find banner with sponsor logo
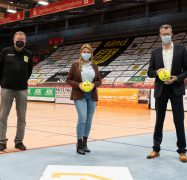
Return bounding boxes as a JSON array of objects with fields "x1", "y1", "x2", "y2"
[
  {"x1": 46, "y1": 72, "x2": 68, "y2": 83},
  {"x1": 30, "y1": 0, "x2": 94, "y2": 18},
  {"x1": 128, "y1": 76, "x2": 146, "y2": 83},
  {"x1": 98, "y1": 88, "x2": 149, "y2": 108},
  {"x1": 55, "y1": 86, "x2": 74, "y2": 104},
  {"x1": 48, "y1": 38, "x2": 64, "y2": 45},
  {"x1": 93, "y1": 38, "x2": 132, "y2": 66},
  {"x1": 27, "y1": 86, "x2": 150, "y2": 107},
  {"x1": 28, "y1": 87, "x2": 55, "y2": 101},
  {"x1": 0, "y1": 11, "x2": 24, "y2": 25}
]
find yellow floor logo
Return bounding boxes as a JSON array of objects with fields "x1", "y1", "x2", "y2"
[
  {"x1": 52, "y1": 172, "x2": 111, "y2": 179},
  {"x1": 39, "y1": 165, "x2": 133, "y2": 180}
]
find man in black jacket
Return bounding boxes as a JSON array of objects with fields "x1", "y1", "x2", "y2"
[
  {"x1": 147, "y1": 24, "x2": 187, "y2": 162},
  {"x1": 0, "y1": 31, "x2": 33, "y2": 151}
]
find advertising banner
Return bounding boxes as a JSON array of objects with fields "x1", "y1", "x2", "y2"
[
  {"x1": 0, "y1": 11, "x2": 24, "y2": 25},
  {"x1": 55, "y1": 87, "x2": 74, "y2": 104},
  {"x1": 28, "y1": 87, "x2": 55, "y2": 101},
  {"x1": 93, "y1": 38, "x2": 132, "y2": 66},
  {"x1": 46, "y1": 72, "x2": 68, "y2": 83},
  {"x1": 30, "y1": 0, "x2": 94, "y2": 18},
  {"x1": 97, "y1": 88, "x2": 149, "y2": 108},
  {"x1": 48, "y1": 38, "x2": 64, "y2": 45}
]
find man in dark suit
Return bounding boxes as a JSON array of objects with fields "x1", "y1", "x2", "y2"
[{"x1": 147, "y1": 24, "x2": 187, "y2": 162}]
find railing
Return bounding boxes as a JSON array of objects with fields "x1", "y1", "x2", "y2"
[
  {"x1": 28, "y1": 6, "x2": 187, "y2": 34},
  {"x1": 1, "y1": 6, "x2": 187, "y2": 39},
  {"x1": 1, "y1": 6, "x2": 187, "y2": 49}
]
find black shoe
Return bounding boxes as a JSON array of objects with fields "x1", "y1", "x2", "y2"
[
  {"x1": 77, "y1": 146, "x2": 85, "y2": 155},
  {"x1": 77, "y1": 139, "x2": 85, "y2": 155},
  {"x1": 83, "y1": 146, "x2": 91, "y2": 153},
  {"x1": 83, "y1": 136, "x2": 90, "y2": 153},
  {"x1": 0, "y1": 144, "x2": 6, "y2": 151},
  {"x1": 15, "y1": 142, "x2": 26, "y2": 150}
]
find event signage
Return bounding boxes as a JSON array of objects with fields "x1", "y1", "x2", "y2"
[
  {"x1": 0, "y1": 11, "x2": 24, "y2": 25},
  {"x1": 30, "y1": 0, "x2": 94, "y2": 18},
  {"x1": 28, "y1": 87, "x2": 55, "y2": 101}
]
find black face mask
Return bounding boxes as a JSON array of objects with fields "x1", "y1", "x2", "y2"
[{"x1": 15, "y1": 41, "x2": 25, "y2": 48}]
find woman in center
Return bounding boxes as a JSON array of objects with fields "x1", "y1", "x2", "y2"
[{"x1": 66, "y1": 44, "x2": 102, "y2": 155}]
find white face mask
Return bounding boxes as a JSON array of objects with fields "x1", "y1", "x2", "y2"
[
  {"x1": 161, "y1": 35, "x2": 172, "y2": 45},
  {"x1": 81, "y1": 53, "x2": 91, "y2": 61}
]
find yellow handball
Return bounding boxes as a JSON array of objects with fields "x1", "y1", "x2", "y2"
[
  {"x1": 158, "y1": 69, "x2": 171, "y2": 81},
  {"x1": 81, "y1": 81, "x2": 93, "y2": 92}
]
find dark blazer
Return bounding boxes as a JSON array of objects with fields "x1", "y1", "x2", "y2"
[
  {"x1": 148, "y1": 45, "x2": 187, "y2": 97},
  {"x1": 66, "y1": 61, "x2": 102, "y2": 101}
]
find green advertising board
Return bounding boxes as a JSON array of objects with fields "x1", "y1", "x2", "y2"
[
  {"x1": 128, "y1": 76, "x2": 145, "y2": 82},
  {"x1": 28, "y1": 87, "x2": 55, "y2": 101}
]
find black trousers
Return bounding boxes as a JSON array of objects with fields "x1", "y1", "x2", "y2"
[{"x1": 153, "y1": 85, "x2": 186, "y2": 154}]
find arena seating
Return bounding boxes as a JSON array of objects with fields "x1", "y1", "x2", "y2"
[{"x1": 29, "y1": 32, "x2": 187, "y2": 87}]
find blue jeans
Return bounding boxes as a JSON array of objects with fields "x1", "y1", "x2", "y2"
[{"x1": 74, "y1": 92, "x2": 96, "y2": 140}]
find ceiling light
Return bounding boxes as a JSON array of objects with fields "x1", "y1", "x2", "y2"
[
  {"x1": 7, "y1": 5, "x2": 17, "y2": 13},
  {"x1": 7, "y1": 9, "x2": 17, "y2": 13},
  {"x1": 38, "y1": 0, "x2": 49, "y2": 6}
]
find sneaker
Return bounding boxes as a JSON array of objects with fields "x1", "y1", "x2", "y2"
[
  {"x1": 0, "y1": 144, "x2": 6, "y2": 151},
  {"x1": 15, "y1": 142, "x2": 26, "y2": 150}
]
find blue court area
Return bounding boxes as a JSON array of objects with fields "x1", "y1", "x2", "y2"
[{"x1": 0, "y1": 131, "x2": 187, "y2": 180}]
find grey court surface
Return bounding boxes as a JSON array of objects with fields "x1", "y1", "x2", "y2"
[{"x1": 0, "y1": 131, "x2": 187, "y2": 180}]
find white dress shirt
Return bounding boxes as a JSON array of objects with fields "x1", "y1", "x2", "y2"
[
  {"x1": 81, "y1": 62, "x2": 95, "y2": 82},
  {"x1": 162, "y1": 42, "x2": 174, "y2": 73}
]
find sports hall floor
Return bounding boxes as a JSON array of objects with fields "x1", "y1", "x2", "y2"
[{"x1": 0, "y1": 101, "x2": 187, "y2": 180}]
